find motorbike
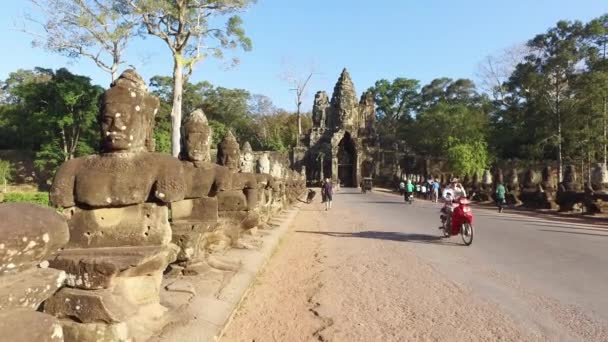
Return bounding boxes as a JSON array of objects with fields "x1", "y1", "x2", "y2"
[{"x1": 439, "y1": 197, "x2": 474, "y2": 245}]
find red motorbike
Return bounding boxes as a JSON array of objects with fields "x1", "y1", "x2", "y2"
[{"x1": 439, "y1": 197, "x2": 474, "y2": 246}]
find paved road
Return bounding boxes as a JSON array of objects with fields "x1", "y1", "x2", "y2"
[{"x1": 222, "y1": 188, "x2": 608, "y2": 342}]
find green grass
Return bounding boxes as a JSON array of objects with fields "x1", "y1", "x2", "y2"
[{"x1": 3, "y1": 192, "x2": 50, "y2": 206}]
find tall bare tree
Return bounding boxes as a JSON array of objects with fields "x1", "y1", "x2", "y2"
[
  {"x1": 280, "y1": 62, "x2": 319, "y2": 146},
  {"x1": 127, "y1": 0, "x2": 255, "y2": 157},
  {"x1": 24, "y1": 0, "x2": 138, "y2": 83}
]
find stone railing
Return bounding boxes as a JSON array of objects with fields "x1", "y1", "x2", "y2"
[
  {"x1": 404, "y1": 162, "x2": 608, "y2": 214},
  {"x1": 0, "y1": 69, "x2": 307, "y2": 342}
]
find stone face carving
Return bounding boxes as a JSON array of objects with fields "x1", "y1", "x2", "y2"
[
  {"x1": 257, "y1": 153, "x2": 271, "y2": 174},
  {"x1": 358, "y1": 90, "x2": 375, "y2": 130},
  {"x1": 217, "y1": 130, "x2": 240, "y2": 171},
  {"x1": 270, "y1": 160, "x2": 283, "y2": 179},
  {"x1": 240, "y1": 141, "x2": 254, "y2": 173},
  {"x1": 312, "y1": 91, "x2": 329, "y2": 129},
  {"x1": 507, "y1": 168, "x2": 521, "y2": 204},
  {"x1": 330, "y1": 68, "x2": 358, "y2": 130},
  {"x1": 556, "y1": 164, "x2": 583, "y2": 211},
  {"x1": 0, "y1": 203, "x2": 69, "y2": 340},
  {"x1": 47, "y1": 70, "x2": 185, "y2": 341},
  {"x1": 183, "y1": 109, "x2": 212, "y2": 163},
  {"x1": 591, "y1": 163, "x2": 608, "y2": 192}
]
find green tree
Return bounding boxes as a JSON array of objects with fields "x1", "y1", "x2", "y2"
[
  {"x1": 369, "y1": 78, "x2": 420, "y2": 142},
  {"x1": 127, "y1": 0, "x2": 255, "y2": 157},
  {"x1": 11, "y1": 68, "x2": 103, "y2": 173},
  {"x1": 446, "y1": 141, "x2": 490, "y2": 177}
]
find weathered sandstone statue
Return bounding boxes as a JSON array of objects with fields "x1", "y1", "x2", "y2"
[
  {"x1": 539, "y1": 166, "x2": 558, "y2": 209},
  {"x1": 556, "y1": 165, "x2": 584, "y2": 212},
  {"x1": 240, "y1": 141, "x2": 255, "y2": 173},
  {"x1": 171, "y1": 109, "x2": 231, "y2": 265},
  {"x1": 47, "y1": 70, "x2": 185, "y2": 341},
  {"x1": 0, "y1": 203, "x2": 69, "y2": 342},
  {"x1": 257, "y1": 153, "x2": 271, "y2": 174},
  {"x1": 520, "y1": 169, "x2": 541, "y2": 208},
  {"x1": 506, "y1": 168, "x2": 521, "y2": 205}
]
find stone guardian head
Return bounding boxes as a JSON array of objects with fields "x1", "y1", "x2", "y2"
[
  {"x1": 99, "y1": 69, "x2": 160, "y2": 153},
  {"x1": 183, "y1": 109, "x2": 212, "y2": 162}
]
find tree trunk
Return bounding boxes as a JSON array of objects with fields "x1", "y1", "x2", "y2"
[
  {"x1": 557, "y1": 104, "x2": 563, "y2": 183},
  {"x1": 602, "y1": 96, "x2": 608, "y2": 165},
  {"x1": 296, "y1": 104, "x2": 301, "y2": 147},
  {"x1": 171, "y1": 57, "x2": 184, "y2": 157}
]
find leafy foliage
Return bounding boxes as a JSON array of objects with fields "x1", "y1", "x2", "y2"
[
  {"x1": 0, "y1": 68, "x2": 103, "y2": 176},
  {"x1": 447, "y1": 141, "x2": 490, "y2": 177},
  {"x1": 2, "y1": 192, "x2": 50, "y2": 206}
]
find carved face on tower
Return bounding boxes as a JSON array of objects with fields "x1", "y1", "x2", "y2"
[
  {"x1": 217, "y1": 130, "x2": 240, "y2": 171},
  {"x1": 183, "y1": 109, "x2": 212, "y2": 162},
  {"x1": 99, "y1": 70, "x2": 159, "y2": 153}
]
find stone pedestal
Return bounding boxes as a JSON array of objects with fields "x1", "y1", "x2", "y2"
[{"x1": 0, "y1": 203, "x2": 70, "y2": 341}]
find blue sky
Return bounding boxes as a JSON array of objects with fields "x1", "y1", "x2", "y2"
[{"x1": 0, "y1": 0, "x2": 606, "y2": 111}]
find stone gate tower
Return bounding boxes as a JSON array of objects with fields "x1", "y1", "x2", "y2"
[{"x1": 293, "y1": 68, "x2": 378, "y2": 187}]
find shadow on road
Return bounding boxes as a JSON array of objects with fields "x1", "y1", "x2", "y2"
[{"x1": 296, "y1": 230, "x2": 462, "y2": 246}]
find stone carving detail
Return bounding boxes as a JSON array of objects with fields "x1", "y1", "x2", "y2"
[
  {"x1": 556, "y1": 164, "x2": 584, "y2": 211},
  {"x1": 358, "y1": 90, "x2": 375, "y2": 130},
  {"x1": 0, "y1": 203, "x2": 69, "y2": 341},
  {"x1": 257, "y1": 153, "x2": 271, "y2": 174},
  {"x1": 591, "y1": 163, "x2": 608, "y2": 193},
  {"x1": 183, "y1": 109, "x2": 212, "y2": 163},
  {"x1": 47, "y1": 70, "x2": 185, "y2": 341},
  {"x1": 240, "y1": 141, "x2": 254, "y2": 173},
  {"x1": 330, "y1": 68, "x2": 358, "y2": 130},
  {"x1": 217, "y1": 130, "x2": 241, "y2": 171},
  {"x1": 312, "y1": 91, "x2": 329, "y2": 128}
]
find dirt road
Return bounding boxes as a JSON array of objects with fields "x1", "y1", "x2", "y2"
[{"x1": 221, "y1": 189, "x2": 608, "y2": 342}]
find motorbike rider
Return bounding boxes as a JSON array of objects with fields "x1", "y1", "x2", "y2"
[{"x1": 404, "y1": 180, "x2": 414, "y2": 202}]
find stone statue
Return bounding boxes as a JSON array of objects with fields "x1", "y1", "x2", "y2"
[
  {"x1": 217, "y1": 130, "x2": 240, "y2": 171},
  {"x1": 183, "y1": 109, "x2": 212, "y2": 163},
  {"x1": 557, "y1": 164, "x2": 584, "y2": 211},
  {"x1": 51, "y1": 70, "x2": 185, "y2": 208},
  {"x1": 257, "y1": 153, "x2": 271, "y2": 174},
  {"x1": 271, "y1": 160, "x2": 284, "y2": 179},
  {"x1": 47, "y1": 70, "x2": 186, "y2": 341},
  {"x1": 539, "y1": 166, "x2": 557, "y2": 209},
  {"x1": 591, "y1": 163, "x2": 608, "y2": 193},
  {"x1": 520, "y1": 168, "x2": 540, "y2": 208},
  {"x1": 330, "y1": 68, "x2": 358, "y2": 130},
  {"x1": 240, "y1": 141, "x2": 255, "y2": 173},
  {"x1": 506, "y1": 168, "x2": 521, "y2": 205}
]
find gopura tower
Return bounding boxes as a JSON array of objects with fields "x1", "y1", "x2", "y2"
[{"x1": 294, "y1": 68, "x2": 377, "y2": 187}]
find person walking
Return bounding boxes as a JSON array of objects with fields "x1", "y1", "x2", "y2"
[
  {"x1": 322, "y1": 178, "x2": 333, "y2": 211},
  {"x1": 496, "y1": 182, "x2": 506, "y2": 213},
  {"x1": 432, "y1": 179, "x2": 440, "y2": 203}
]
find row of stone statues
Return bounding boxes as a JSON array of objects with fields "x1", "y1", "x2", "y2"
[
  {"x1": 0, "y1": 70, "x2": 306, "y2": 342},
  {"x1": 408, "y1": 163, "x2": 608, "y2": 213}
]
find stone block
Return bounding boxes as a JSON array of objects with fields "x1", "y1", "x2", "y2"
[
  {"x1": 0, "y1": 267, "x2": 65, "y2": 311},
  {"x1": 60, "y1": 320, "x2": 129, "y2": 342},
  {"x1": 49, "y1": 245, "x2": 177, "y2": 289},
  {"x1": 217, "y1": 190, "x2": 247, "y2": 211},
  {"x1": 0, "y1": 309, "x2": 64, "y2": 342},
  {"x1": 171, "y1": 196, "x2": 218, "y2": 222},
  {"x1": 0, "y1": 203, "x2": 69, "y2": 274},
  {"x1": 44, "y1": 287, "x2": 138, "y2": 324},
  {"x1": 64, "y1": 203, "x2": 171, "y2": 248},
  {"x1": 113, "y1": 273, "x2": 163, "y2": 306}
]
